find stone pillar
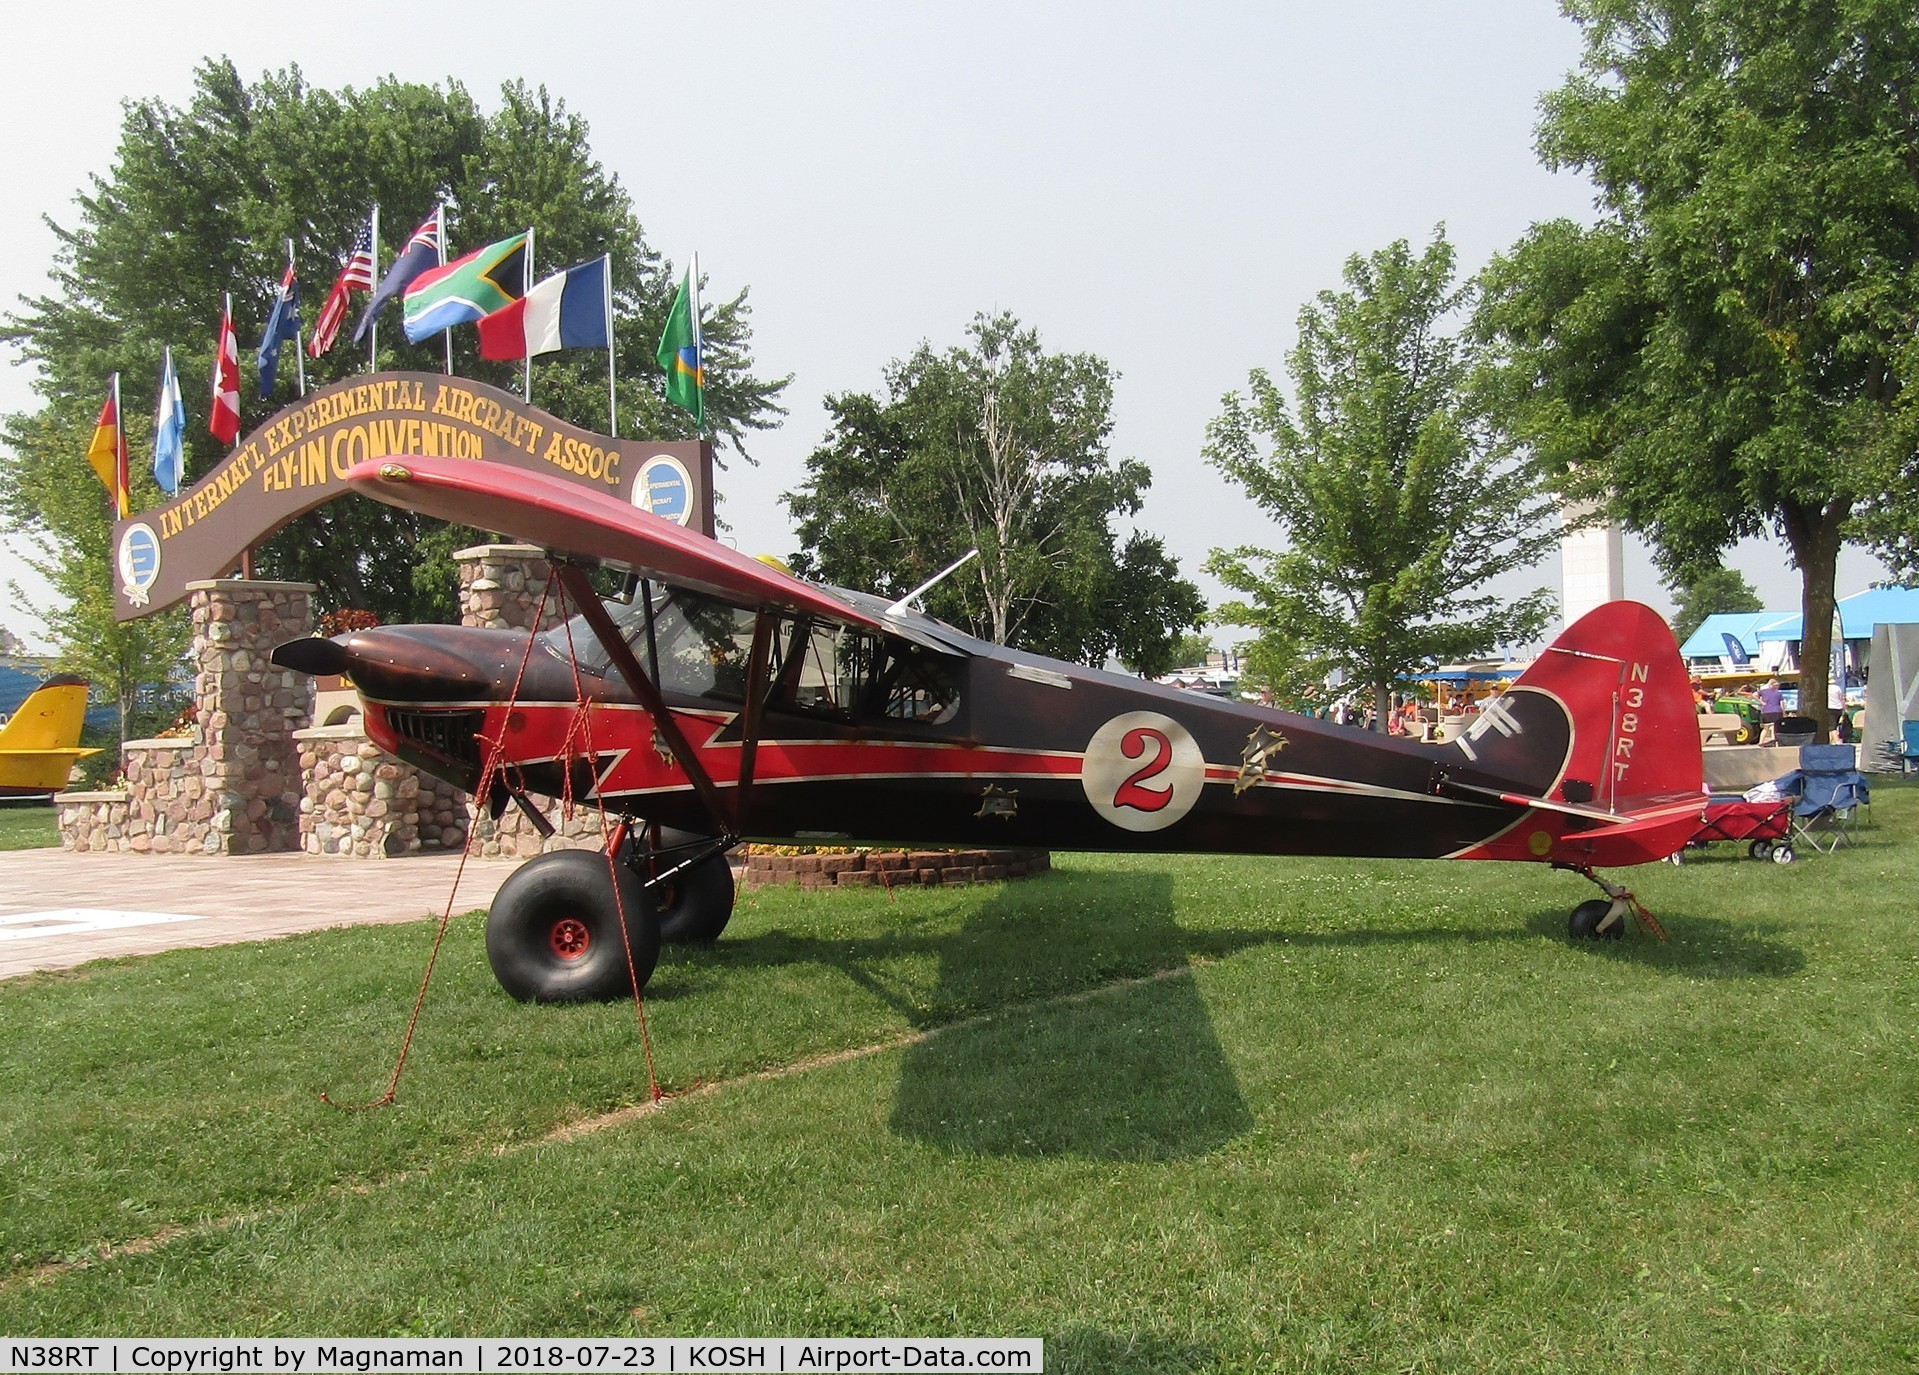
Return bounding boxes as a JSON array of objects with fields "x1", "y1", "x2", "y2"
[
  {"x1": 455, "y1": 543, "x2": 562, "y2": 632},
  {"x1": 188, "y1": 578, "x2": 315, "y2": 854}
]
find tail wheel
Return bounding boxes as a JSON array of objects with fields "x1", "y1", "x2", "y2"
[
  {"x1": 1569, "y1": 898, "x2": 1625, "y2": 941},
  {"x1": 486, "y1": 850, "x2": 661, "y2": 1002}
]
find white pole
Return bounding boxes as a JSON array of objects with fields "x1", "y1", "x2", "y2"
[
  {"x1": 523, "y1": 226, "x2": 534, "y2": 402},
  {"x1": 690, "y1": 250, "x2": 704, "y2": 437},
  {"x1": 112, "y1": 370, "x2": 124, "y2": 516},
  {"x1": 604, "y1": 253, "x2": 616, "y2": 436},
  {"x1": 439, "y1": 205, "x2": 452, "y2": 377},
  {"x1": 368, "y1": 203, "x2": 380, "y2": 373},
  {"x1": 288, "y1": 237, "x2": 306, "y2": 396}
]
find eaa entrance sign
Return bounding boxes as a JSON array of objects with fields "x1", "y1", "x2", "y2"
[{"x1": 111, "y1": 370, "x2": 714, "y2": 619}]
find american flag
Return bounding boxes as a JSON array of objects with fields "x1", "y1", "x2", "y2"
[{"x1": 309, "y1": 220, "x2": 377, "y2": 357}]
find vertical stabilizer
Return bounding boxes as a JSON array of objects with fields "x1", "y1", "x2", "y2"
[
  {"x1": 1447, "y1": 603, "x2": 1703, "y2": 867},
  {"x1": 0, "y1": 676, "x2": 93, "y2": 751}
]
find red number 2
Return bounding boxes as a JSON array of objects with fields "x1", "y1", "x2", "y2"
[{"x1": 1113, "y1": 727, "x2": 1174, "y2": 811}]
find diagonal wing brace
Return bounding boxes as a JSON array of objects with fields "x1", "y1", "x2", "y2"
[{"x1": 554, "y1": 563, "x2": 740, "y2": 838}]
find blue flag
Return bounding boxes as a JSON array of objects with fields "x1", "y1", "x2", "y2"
[
  {"x1": 153, "y1": 347, "x2": 186, "y2": 495},
  {"x1": 353, "y1": 210, "x2": 442, "y2": 346},
  {"x1": 258, "y1": 263, "x2": 302, "y2": 397}
]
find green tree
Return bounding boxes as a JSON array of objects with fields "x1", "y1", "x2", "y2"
[
  {"x1": 5, "y1": 412, "x2": 190, "y2": 746},
  {"x1": 785, "y1": 312, "x2": 1204, "y2": 671},
  {"x1": 1475, "y1": 0, "x2": 1919, "y2": 735},
  {"x1": 1166, "y1": 632, "x2": 1217, "y2": 671},
  {"x1": 1668, "y1": 565, "x2": 1765, "y2": 646},
  {"x1": 1205, "y1": 231, "x2": 1559, "y2": 730},
  {"x1": 3, "y1": 59, "x2": 786, "y2": 632}
]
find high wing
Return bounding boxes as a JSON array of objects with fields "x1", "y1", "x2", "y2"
[{"x1": 345, "y1": 455, "x2": 884, "y2": 632}]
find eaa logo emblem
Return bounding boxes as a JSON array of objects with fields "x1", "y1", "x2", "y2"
[
  {"x1": 1080, "y1": 710, "x2": 1205, "y2": 832},
  {"x1": 117, "y1": 522, "x2": 162, "y2": 607},
  {"x1": 634, "y1": 454, "x2": 694, "y2": 526}
]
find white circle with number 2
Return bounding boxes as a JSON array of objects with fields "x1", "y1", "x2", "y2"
[{"x1": 1080, "y1": 711, "x2": 1205, "y2": 832}]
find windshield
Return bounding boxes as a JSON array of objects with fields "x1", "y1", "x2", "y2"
[
  {"x1": 540, "y1": 587, "x2": 757, "y2": 702},
  {"x1": 539, "y1": 590, "x2": 961, "y2": 725}
]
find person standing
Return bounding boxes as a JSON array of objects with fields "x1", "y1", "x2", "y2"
[{"x1": 1758, "y1": 677, "x2": 1785, "y2": 743}]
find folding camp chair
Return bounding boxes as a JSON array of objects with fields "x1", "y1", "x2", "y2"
[{"x1": 1781, "y1": 743, "x2": 1871, "y2": 855}]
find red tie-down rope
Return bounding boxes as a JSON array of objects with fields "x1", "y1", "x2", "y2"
[
  {"x1": 325, "y1": 573, "x2": 661, "y2": 1109},
  {"x1": 549, "y1": 580, "x2": 664, "y2": 1102}
]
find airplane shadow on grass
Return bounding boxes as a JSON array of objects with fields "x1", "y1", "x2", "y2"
[
  {"x1": 1520, "y1": 906, "x2": 1806, "y2": 978},
  {"x1": 653, "y1": 867, "x2": 1804, "y2": 1158},
  {"x1": 884, "y1": 871, "x2": 1255, "y2": 1162}
]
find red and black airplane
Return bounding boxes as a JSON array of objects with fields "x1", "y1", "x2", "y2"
[{"x1": 272, "y1": 455, "x2": 1706, "y2": 1003}]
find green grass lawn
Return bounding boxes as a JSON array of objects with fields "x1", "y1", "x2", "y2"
[
  {"x1": 3, "y1": 789, "x2": 1918, "y2": 1370},
  {"x1": 0, "y1": 802, "x2": 58, "y2": 851}
]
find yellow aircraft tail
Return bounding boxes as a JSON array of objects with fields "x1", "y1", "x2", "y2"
[{"x1": 0, "y1": 676, "x2": 102, "y2": 796}]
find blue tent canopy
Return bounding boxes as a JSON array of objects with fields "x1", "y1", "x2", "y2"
[
  {"x1": 1678, "y1": 611, "x2": 1794, "y2": 661},
  {"x1": 1754, "y1": 586, "x2": 1919, "y2": 642}
]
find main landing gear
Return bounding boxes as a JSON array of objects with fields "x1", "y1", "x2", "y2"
[
  {"x1": 484, "y1": 827, "x2": 738, "y2": 1002},
  {"x1": 1560, "y1": 867, "x2": 1666, "y2": 942}
]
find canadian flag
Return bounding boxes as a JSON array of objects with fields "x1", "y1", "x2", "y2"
[{"x1": 210, "y1": 293, "x2": 242, "y2": 445}]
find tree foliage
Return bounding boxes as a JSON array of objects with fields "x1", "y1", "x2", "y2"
[
  {"x1": 1205, "y1": 232, "x2": 1559, "y2": 727},
  {"x1": 1668, "y1": 564, "x2": 1765, "y2": 645},
  {"x1": 1475, "y1": 0, "x2": 1919, "y2": 731},
  {"x1": 2, "y1": 59, "x2": 786, "y2": 633},
  {"x1": 785, "y1": 312, "x2": 1203, "y2": 675},
  {"x1": 5, "y1": 412, "x2": 189, "y2": 747}
]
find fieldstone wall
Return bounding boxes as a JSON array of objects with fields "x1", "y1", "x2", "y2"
[
  {"x1": 455, "y1": 543, "x2": 562, "y2": 632},
  {"x1": 56, "y1": 580, "x2": 315, "y2": 854},
  {"x1": 743, "y1": 848, "x2": 1051, "y2": 890},
  {"x1": 190, "y1": 579, "x2": 314, "y2": 853},
  {"x1": 466, "y1": 803, "x2": 608, "y2": 858},
  {"x1": 294, "y1": 725, "x2": 468, "y2": 857}
]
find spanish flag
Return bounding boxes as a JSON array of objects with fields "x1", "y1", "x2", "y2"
[{"x1": 86, "y1": 375, "x2": 131, "y2": 519}]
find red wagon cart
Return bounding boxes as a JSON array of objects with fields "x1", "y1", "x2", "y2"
[{"x1": 1668, "y1": 794, "x2": 1794, "y2": 865}]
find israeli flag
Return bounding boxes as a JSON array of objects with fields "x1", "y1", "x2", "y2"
[{"x1": 154, "y1": 346, "x2": 186, "y2": 495}]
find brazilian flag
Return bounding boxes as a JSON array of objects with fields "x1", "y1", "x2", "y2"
[{"x1": 656, "y1": 268, "x2": 703, "y2": 429}]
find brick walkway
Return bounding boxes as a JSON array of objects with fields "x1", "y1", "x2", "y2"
[{"x1": 0, "y1": 848, "x2": 525, "y2": 981}]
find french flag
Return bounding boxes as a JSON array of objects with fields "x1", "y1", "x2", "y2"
[{"x1": 477, "y1": 255, "x2": 612, "y2": 360}]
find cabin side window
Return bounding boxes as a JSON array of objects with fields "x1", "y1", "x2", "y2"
[{"x1": 773, "y1": 619, "x2": 960, "y2": 725}]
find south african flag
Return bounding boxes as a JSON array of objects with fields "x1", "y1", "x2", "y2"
[{"x1": 402, "y1": 232, "x2": 528, "y2": 343}]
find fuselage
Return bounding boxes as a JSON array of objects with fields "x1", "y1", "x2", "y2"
[{"x1": 305, "y1": 589, "x2": 1561, "y2": 862}]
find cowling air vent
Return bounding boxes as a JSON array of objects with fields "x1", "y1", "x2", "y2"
[{"x1": 386, "y1": 707, "x2": 485, "y2": 772}]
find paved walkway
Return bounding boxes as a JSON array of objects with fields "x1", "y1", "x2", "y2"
[{"x1": 0, "y1": 848, "x2": 526, "y2": 980}]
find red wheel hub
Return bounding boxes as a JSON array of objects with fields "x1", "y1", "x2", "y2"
[{"x1": 549, "y1": 916, "x2": 591, "y2": 960}]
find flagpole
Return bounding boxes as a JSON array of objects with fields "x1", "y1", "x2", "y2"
[
  {"x1": 604, "y1": 253, "x2": 617, "y2": 437},
  {"x1": 691, "y1": 250, "x2": 705, "y2": 438},
  {"x1": 523, "y1": 226, "x2": 534, "y2": 402},
  {"x1": 287, "y1": 238, "x2": 307, "y2": 397},
  {"x1": 111, "y1": 370, "x2": 126, "y2": 518},
  {"x1": 368, "y1": 204, "x2": 380, "y2": 372},
  {"x1": 439, "y1": 206, "x2": 453, "y2": 377}
]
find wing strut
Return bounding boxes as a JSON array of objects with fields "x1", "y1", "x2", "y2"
[
  {"x1": 736, "y1": 611, "x2": 776, "y2": 804},
  {"x1": 554, "y1": 563, "x2": 739, "y2": 836}
]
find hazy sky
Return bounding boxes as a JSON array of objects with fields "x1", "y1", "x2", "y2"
[{"x1": 0, "y1": 0, "x2": 1890, "y2": 652}]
